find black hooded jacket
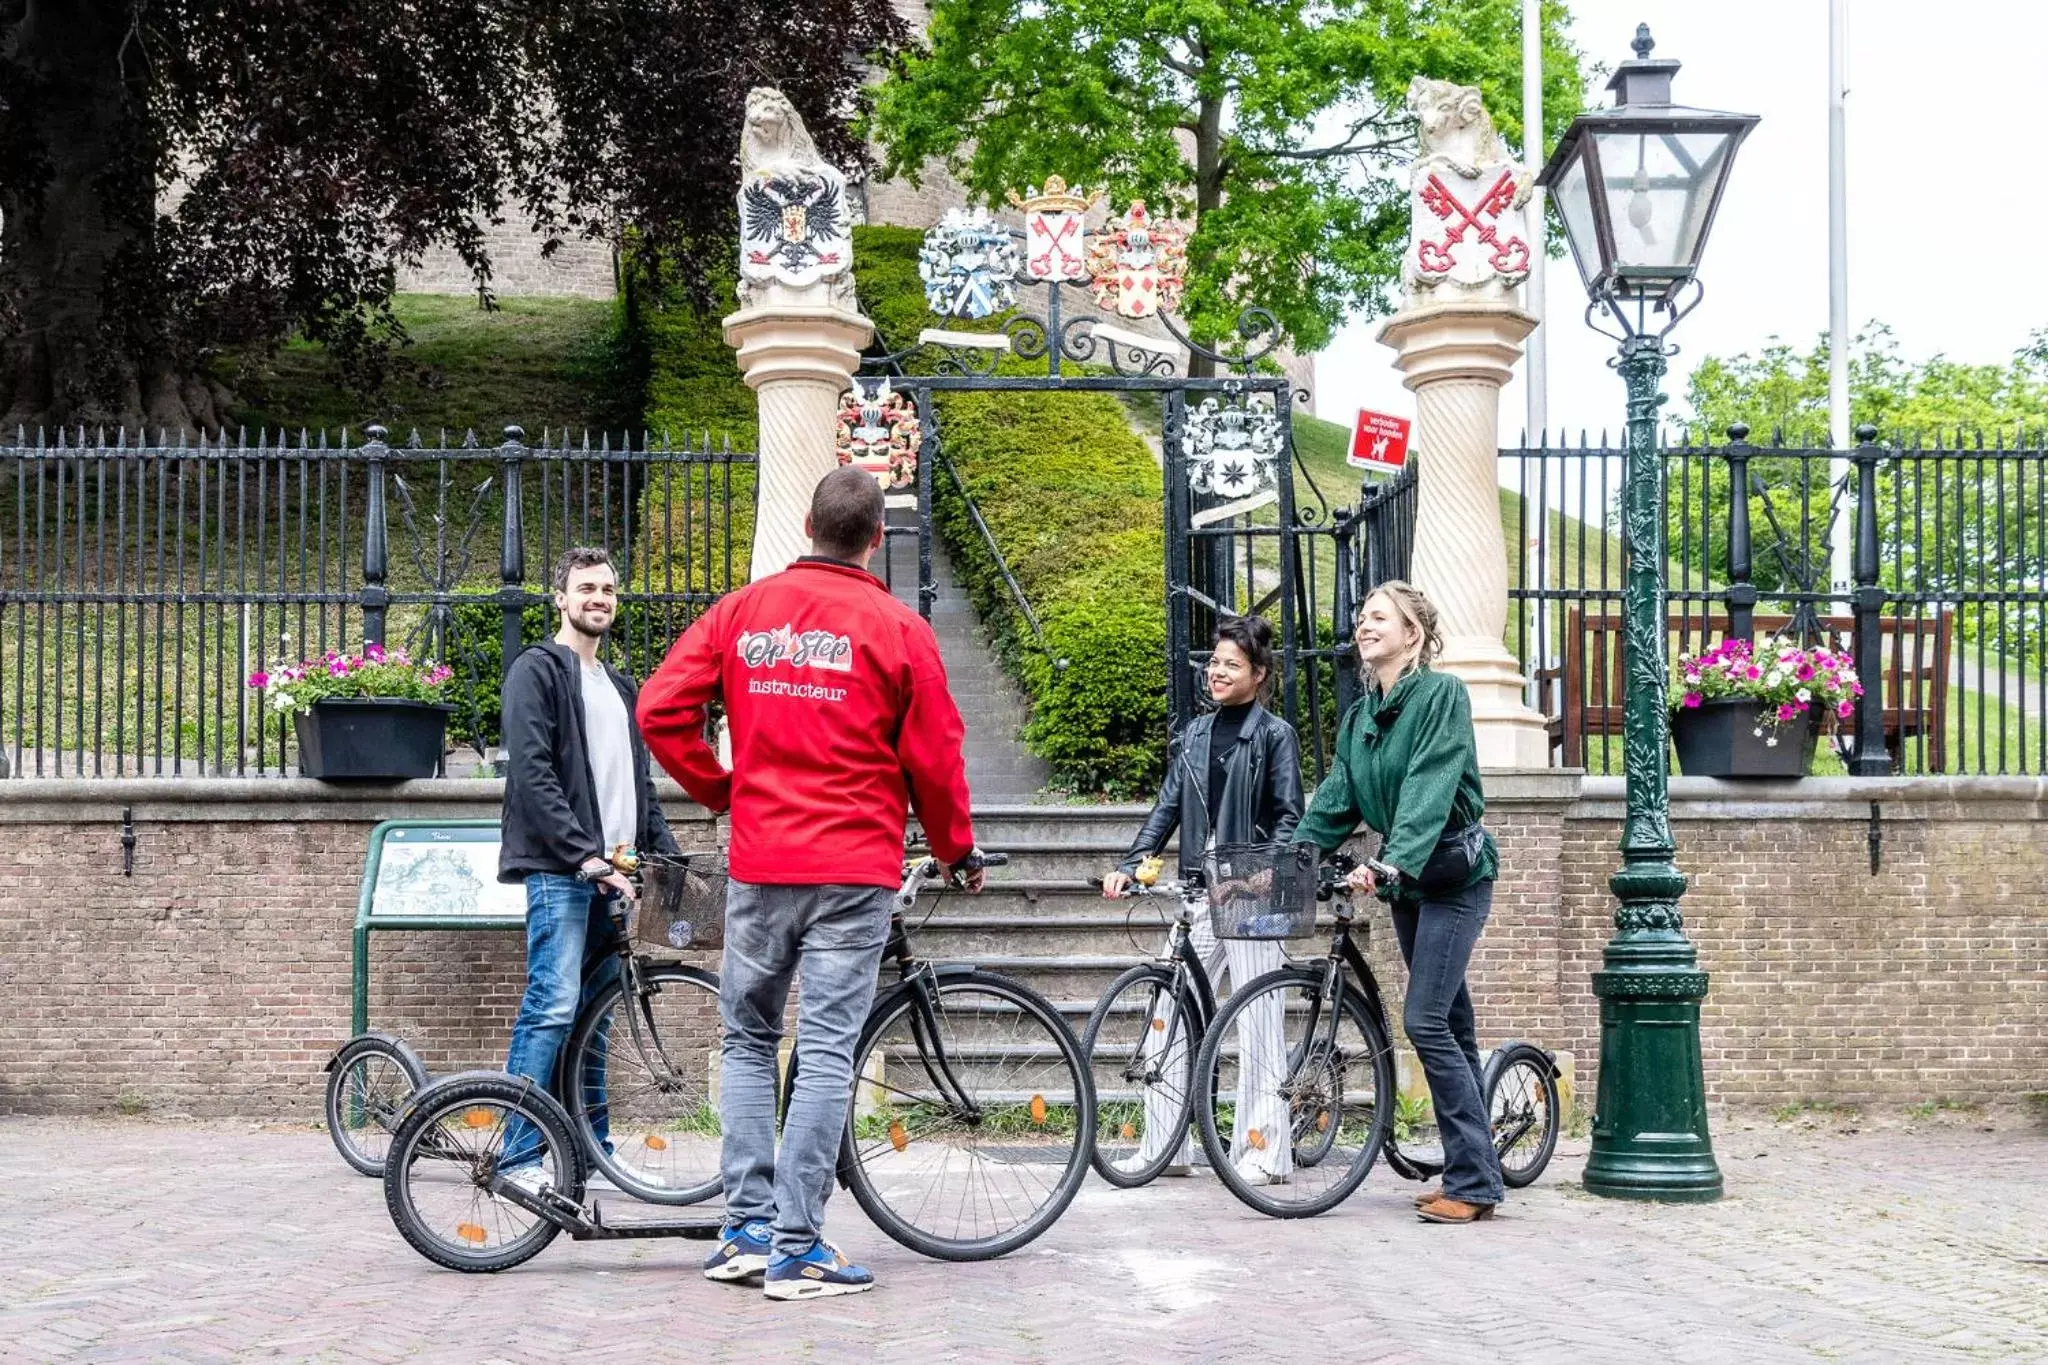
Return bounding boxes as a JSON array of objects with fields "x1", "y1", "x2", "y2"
[
  {"x1": 497, "y1": 641, "x2": 679, "y2": 883},
  {"x1": 1118, "y1": 703, "x2": 1304, "y2": 879}
]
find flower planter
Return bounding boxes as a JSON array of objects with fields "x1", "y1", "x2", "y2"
[
  {"x1": 293, "y1": 698, "x2": 454, "y2": 780},
  {"x1": 1671, "y1": 698, "x2": 1821, "y2": 778}
]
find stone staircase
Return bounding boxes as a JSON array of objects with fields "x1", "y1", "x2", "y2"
[{"x1": 878, "y1": 508, "x2": 1050, "y2": 801}]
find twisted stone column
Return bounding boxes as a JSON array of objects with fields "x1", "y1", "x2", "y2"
[
  {"x1": 1378, "y1": 301, "x2": 1551, "y2": 769},
  {"x1": 724, "y1": 293, "x2": 873, "y2": 581}
]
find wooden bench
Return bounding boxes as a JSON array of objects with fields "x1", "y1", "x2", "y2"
[{"x1": 1538, "y1": 608, "x2": 1953, "y2": 772}]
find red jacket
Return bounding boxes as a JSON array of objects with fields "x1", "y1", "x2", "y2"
[{"x1": 637, "y1": 557, "x2": 976, "y2": 887}]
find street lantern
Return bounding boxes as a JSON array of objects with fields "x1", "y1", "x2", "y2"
[
  {"x1": 1540, "y1": 24, "x2": 1757, "y2": 320},
  {"x1": 1536, "y1": 25, "x2": 1758, "y2": 1205}
]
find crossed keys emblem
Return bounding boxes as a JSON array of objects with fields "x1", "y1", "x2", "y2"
[
  {"x1": 1027, "y1": 213, "x2": 1085, "y2": 280},
  {"x1": 1415, "y1": 170, "x2": 1531, "y2": 276}
]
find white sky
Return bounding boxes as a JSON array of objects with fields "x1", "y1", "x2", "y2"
[{"x1": 1315, "y1": 0, "x2": 2048, "y2": 439}]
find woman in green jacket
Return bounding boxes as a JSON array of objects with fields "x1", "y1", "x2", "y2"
[{"x1": 1293, "y1": 580, "x2": 1504, "y2": 1224}]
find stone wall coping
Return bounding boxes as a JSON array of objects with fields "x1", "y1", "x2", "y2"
[
  {"x1": 3, "y1": 773, "x2": 2039, "y2": 824},
  {"x1": 1575, "y1": 775, "x2": 2048, "y2": 822}
]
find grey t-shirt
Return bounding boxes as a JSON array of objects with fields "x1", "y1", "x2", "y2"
[{"x1": 580, "y1": 659, "x2": 637, "y2": 855}]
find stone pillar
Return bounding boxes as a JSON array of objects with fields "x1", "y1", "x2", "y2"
[
  {"x1": 1378, "y1": 303, "x2": 1551, "y2": 769},
  {"x1": 724, "y1": 86, "x2": 872, "y2": 581},
  {"x1": 723, "y1": 298, "x2": 871, "y2": 580},
  {"x1": 1378, "y1": 75, "x2": 1554, "y2": 770}
]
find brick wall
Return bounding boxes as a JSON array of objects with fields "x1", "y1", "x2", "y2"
[
  {"x1": 398, "y1": 217, "x2": 617, "y2": 300},
  {"x1": 1, "y1": 776, "x2": 2041, "y2": 1118}
]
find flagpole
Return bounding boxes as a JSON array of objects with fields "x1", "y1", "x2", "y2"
[
  {"x1": 1828, "y1": 0, "x2": 1854, "y2": 590},
  {"x1": 1523, "y1": 0, "x2": 1547, "y2": 445}
]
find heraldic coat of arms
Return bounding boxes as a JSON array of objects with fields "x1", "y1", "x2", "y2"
[
  {"x1": 1185, "y1": 397, "x2": 1284, "y2": 499},
  {"x1": 1086, "y1": 200, "x2": 1189, "y2": 319},
  {"x1": 735, "y1": 88, "x2": 856, "y2": 304},
  {"x1": 835, "y1": 381, "x2": 922, "y2": 492},
  {"x1": 918, "y1": 208, "x2": 1022, "y2": 319},
  {"x1": 1006, "y1": 175, "x2": 1102, "y2": 283}
]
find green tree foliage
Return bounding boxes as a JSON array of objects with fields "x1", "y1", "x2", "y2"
[{"x1": 868, "y1": 0, "x2": 1584, "y2": 362}]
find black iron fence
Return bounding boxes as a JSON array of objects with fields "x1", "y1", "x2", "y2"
[
  {"x1": 1353, "y1": 426, "x2": 2048, "y2": 776},
  {"x1": 0, "y1": 427, "x2": 752, "y2": 777}
]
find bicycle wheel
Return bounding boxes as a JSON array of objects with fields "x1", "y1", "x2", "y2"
[
  {"x1": 1195, "y1": 967, "x2": 1394, "y2": 1218},
  {"x1": 1081, "y1": 965, "x2": 1199, "y2": 1188},
  {"x1": 843, "y1": 970, "x2": 1095, "y2": 1261},
  {"x1": 562, "y1": 962, "x2": 722, "y2": 1205},
  {"x1": 324, "y1": 1032, "x2": 429, "y2": 1177},
  {"x1": 382, "y1": 1071, "x2": 581, "y2": 1273},
  {"x1": 1485, "y1": 1042, "x2": 1561, "y2": 1189}
]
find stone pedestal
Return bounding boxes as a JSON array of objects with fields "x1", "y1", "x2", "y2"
[
  {"x1": 723, "y1": 292, "x2": 873, "y2": 581},
  {"x1": 1378, "y1": 301, "x2": 1551, "y2": 770}
]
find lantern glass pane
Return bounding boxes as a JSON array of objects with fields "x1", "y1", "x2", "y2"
[
  {"x1": 1592, "y1": 129, "x2": 1733, "y2": 274},
  {"x1": 1551, "y1": 152, "x2": 1604, "y2": 290}
]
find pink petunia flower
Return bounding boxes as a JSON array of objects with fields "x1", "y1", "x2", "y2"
[
  {"x1": 247, "y1": 671, "x2": 269, "y2": 689},
  {"x1": 1837, "y1": 700, "x2": 1854, "y2": 718},
  {"x1": 1683, "y1": 692, "x2": 1703, "y2": 708}
]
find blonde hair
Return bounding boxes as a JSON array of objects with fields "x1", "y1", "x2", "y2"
[{"x1": 1362, "y1": 580, "x2": 1443, "y2": 682}]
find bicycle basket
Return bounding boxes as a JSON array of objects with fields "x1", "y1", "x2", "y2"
[
  {"x1": 634, "y1": 853, "x2": 729, "y2": 952},
  {"x1": 1205, "y1": 841, "x2": 1319, "y2": 940}
]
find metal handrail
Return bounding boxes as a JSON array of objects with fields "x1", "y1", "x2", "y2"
[{"x1": 932, "y1": 444, "x2": 1069, "y2": 676}]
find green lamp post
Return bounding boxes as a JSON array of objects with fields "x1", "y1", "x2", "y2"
[{"x1": 1536, "y1": 24, "x2": 1758, "y2": 1202}]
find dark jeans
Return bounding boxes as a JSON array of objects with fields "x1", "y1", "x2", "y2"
[
  {"x1": 501, "y1": 873, "x2": 622, "y2": 1168},
  {"x1": 1391, "y1": 879, "x2": 1504, "y2": 1205}
]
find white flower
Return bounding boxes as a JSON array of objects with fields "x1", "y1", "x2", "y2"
[
  {"x1": 1796, "y1": 687, "x2": 1811, "y2": 702},
  {"x1": 1752, "y1": 727, "x2": 1765, "y2": 738},
  {"x1": 268, "y1": 690, "x2": 298, "y2": 713},
  {"x1": 1765, "y1": 736, "x2": 1779, "y2": 747}
]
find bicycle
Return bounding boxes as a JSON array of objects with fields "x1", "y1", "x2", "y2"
[
  {"x1": 1079, "y1": 860, "x2": 1237, "y2": 1188},
  {"x1": 324, "y1": 850, "x2": 723, "y2": 1202},
  {"x1": 1192, "y1": 849, "x2": 1562, "y2": 1218},
  {"x1": 380, "y1": 849, "x2": 1097, "y2": 1271}
]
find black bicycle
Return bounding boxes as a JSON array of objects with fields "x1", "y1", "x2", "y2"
[
  {"x1": 380, "y1": 850, "x2": 1097, "y2": 1271},
  {"x1": 324, "y1": 851, "x2": 723, "y2": 1203},
  {"x1": 1192, "y1": 849, "x2": 1561, "y2": 1218}
]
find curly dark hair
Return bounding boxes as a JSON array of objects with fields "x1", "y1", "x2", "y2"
[{"x1": 1213, "y1": 614, "x2": 1276, "y2": 698}]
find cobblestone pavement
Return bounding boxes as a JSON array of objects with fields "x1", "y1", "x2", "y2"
[{"x1": 1, "y1": 1112, "x2": 2042, "y2": 1364}]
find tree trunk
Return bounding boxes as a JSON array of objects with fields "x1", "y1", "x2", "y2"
[
  {"x1": 1188, "y1": 90, "x2": 1226, "y2": 382},
  {"x1": 1, "y1": 1, "x2": 218, "y2": 434}
]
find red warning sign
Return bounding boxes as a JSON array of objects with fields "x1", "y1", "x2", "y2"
[{"x1": 1349, "y1": 409, "x2": 1412, "y2": 472}]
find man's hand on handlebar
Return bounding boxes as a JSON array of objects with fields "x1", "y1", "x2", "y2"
[
  {"x1": 1101, "y1": 870, "x2": 1133, "y2": 899},
  {"x1": 948, "y1": 848, "x2": 997, "y2": 894}
]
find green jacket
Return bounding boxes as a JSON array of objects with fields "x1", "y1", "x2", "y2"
[{"x1": 1294, "y1": 667, "x2": 1496, "y2": 898}]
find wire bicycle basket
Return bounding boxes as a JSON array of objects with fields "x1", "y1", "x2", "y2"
[
  {"x1": 1204, "y1": 842, "x2": 1319, "y2": 940},
  {"x1": 634, "y1": 852, "x2": 729, "y2": 952}
]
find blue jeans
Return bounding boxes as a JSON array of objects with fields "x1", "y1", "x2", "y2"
[
  {"x1": 501, "y1": 873, "x2": 622, "y2": 1168},
  {"x1": 1391, "y1": 880, "x2": 1504, "y2": 1205},
  {"x1": 718, "y1": 879, "x2": 892, "y2": 1257}
]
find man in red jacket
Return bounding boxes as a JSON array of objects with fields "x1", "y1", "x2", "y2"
[{"x1": 638, "y1": 466, "x2": 980, "y2": 1301}]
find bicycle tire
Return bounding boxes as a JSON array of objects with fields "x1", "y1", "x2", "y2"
[
  {"x1": 1484, "y1": 1041, "x2": 1561, "y2": 1189},
  {"x1": 1081, "y1": 964, "x2": 1200, "y2": 1188},
  {"x1": 324, "y1": 1032, "x2": 429, "y2": 1178},
  {"x1": 561, "y1": 961, "x2": 722, "y2": 1206},
  {"x1": 842, "y1": 970, "x2": 1095, "y2": 1261},
  {"x1": 1194, "y1": 967, "x2": 1394, "y2": 1219},
  {"x1": 382, "y1": 1071, "x2": 582, "y2": 1273}
]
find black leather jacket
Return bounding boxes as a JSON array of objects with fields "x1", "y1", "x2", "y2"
[{"x1": 1118, "y1": 704, "x2": 1304, "y2": 879}]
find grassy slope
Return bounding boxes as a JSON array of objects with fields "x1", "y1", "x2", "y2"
[{"x1": 222, "y1": 294, "x2": 631, "y2": 438}]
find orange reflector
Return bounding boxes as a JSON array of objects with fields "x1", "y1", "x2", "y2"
[
  {"x1": 888, "y1": 1120, "x2": 908, "y2": 1153},
  {"x1": 456, "y1": 1223, "x2": 489, "y2": 1244},
  {"x1": 1120, "y1": 1122, "x2": 1136, "y2": 1140},
  {"x1": 1029, "y1": 1095, "x2": 1048, "y2": 1126},
  {"x1": 461, "y1": 1108, "x2": 495, "y2": 1129},
  {"x1": 644, "y1": 1134, "x2": 669, "y2": 1152},
  {"x1": 1536, "y1": 1082, "x2": 1548, "y2": 1105},
  {"x1": 1150, "y1": 1018, "x2": 1166, "y2": 1032},
  {"x1": 1316, "y1": 1112, "x2": 1330, "y2": 1133},
  {"x1": 1246, "y1": 1128, "x2": 1267, "y2": 1151}
]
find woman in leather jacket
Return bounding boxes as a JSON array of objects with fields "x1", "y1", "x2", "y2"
[{"x1": 1101, "y1": 615, "x2": 1303, "y2": 1183}]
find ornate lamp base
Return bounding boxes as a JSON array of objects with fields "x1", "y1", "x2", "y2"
[{"x1": 1583, "y1": 967, "x2": 1724, "y2": 1202}]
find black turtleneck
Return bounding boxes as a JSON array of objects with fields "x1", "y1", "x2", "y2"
[{"x1": 1205, "y1": 701, "x2": 1254, "y2": 824}]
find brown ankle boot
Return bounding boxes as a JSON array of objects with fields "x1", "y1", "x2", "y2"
[
  {"x1": 1411, "y1": 1185, "x2": 1442, "y2": 1208},
  {"x1": 1416, "y1": 1196, "x2": 1496, "y2": 1224}
]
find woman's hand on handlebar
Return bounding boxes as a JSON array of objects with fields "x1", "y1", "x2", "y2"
[
  {"x1": 1343, "y1": 863, "x2": 1378, "y2": 897},
  {"x1": 1101, "y1": 870, "x2": 1134, "y2": 899}
]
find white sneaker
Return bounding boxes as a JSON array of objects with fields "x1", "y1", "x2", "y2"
[
  {"x1": 1235, "y1": 1158, "x2": 1289, "y2": 1187},
  {"x1": 497, "y1": 1163, "x2": 554, "y2": 1200},
  {"x1": 1111, "y1": 1152, "x2": 1192, "y2": 1179}
]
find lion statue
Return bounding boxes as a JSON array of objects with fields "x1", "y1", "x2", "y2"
[
  {"x1": 1407, "y1": 76, "x2": 1515, "y2": 177},
  {"x1": 735, "y1": 87, "x2": 857, "y2": 308}
]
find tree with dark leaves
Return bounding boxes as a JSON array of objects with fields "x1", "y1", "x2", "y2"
[{"x1": 0, "y1": 1, "x2": 902, "y2": 432}]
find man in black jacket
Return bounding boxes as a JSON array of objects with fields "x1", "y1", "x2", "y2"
[{"x1": 496, "y1": 546, "x2": 679, "y2": 1193}]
